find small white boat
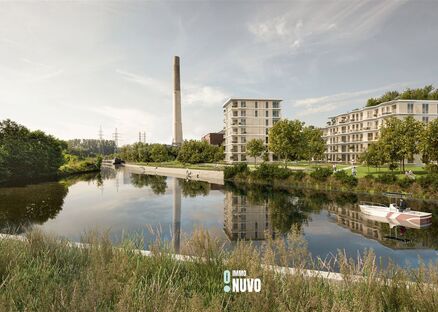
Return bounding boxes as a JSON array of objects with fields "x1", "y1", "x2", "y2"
[{"x1": 359, "y1": 202, "x2": 432, "y2": 228}]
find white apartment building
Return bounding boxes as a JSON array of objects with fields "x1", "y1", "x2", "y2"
[
  {"x1": 223, "y1": 98, "x2": 282, "y2": 163},
  {"x1": 322, "y1": 100, "x2": 438, "y2": 163}
]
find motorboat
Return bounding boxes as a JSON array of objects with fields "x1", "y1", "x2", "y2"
[{"x1": 359, "y1": 202, "x2": 432, "y2": 228}]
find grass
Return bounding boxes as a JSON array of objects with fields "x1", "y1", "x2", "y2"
[
  {"x1": 1, "y1": 229, "x2": 438, "y2": 311},
  {"x1": 58, "y1": 158, "x2": 101, "y2": 176}
]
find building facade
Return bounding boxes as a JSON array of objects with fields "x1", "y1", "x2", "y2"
[
  {"x1": 322, "y1": 100, "x2": 438, "y2": 163},
  {"x1": 223, "y1": 98, "x2": 282, "y2": 163},
  {"x1": 201, "y1": 131, "x2": 224, "y2": 146}
]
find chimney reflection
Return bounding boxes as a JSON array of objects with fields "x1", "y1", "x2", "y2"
[{"x1": 172, "y1": 177, "x2": 181, "y2": 253}]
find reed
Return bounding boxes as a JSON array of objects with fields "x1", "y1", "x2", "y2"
[{"x1": 0, "y1": 229, "x2": 437, "y2": 311}]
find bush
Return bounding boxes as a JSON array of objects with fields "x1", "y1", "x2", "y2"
[
  {"x1": 290, "y1": 170, "x2": 306, "y2": 181},
  {"x1": 363, "y1": 174, "x2": 375, "y2": 180},
  {"x1": 425, "y1": 164, "x2": 438, "y2": 173},
  {"x1": 333, "y1": 170, "x2": 358, "y2": 187},
  {"x1": 417, "y1": 174, "x2": 438, "y2": 189},
  {"x1": 310, "y1": 167, "x2": 332, "y2": 181},
  {"x1": 250, "y1": 163, "x2": 291, "y2": 180},
  {"x1": 397, "y1": 177, "x2": 414, "y2": 188},
  {"x1": 224, "y1": 163, "x2": 249, "y2": 179},
  {"x1": 375, "y1": 173, "x2": 398, "y2": 184}
]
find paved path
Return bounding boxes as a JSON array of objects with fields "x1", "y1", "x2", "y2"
[{"x1": 123, "y1": 163, "x2": 224, "y2": 185}]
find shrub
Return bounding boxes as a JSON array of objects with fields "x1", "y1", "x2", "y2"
[
  {"x1": 397, "y1": 177, "x2": 414, "y2": 188},
  {"x1": 310, "y1": 167, "x2": 332, "y2": 181},
  {"x1": 333, "y1": 170, "x2": 358, "y2": 187},
  {"x1": 416, "y1": 174, "x2": 438, "y2": 189},
  {"x1": 425, "y1": 164, "x2": 438, "y2": 173},
  {"x1": 290, "y1": 170, "x2": 306, "y2": 181},
  {"x1": 363, "y1": 174, "x2": 374, "y2": 180},
  {"x1": 224, "y1": 163, "x2": 249, "y2": 179},
  {"x1": 375, "y1": 173, "x2": 398, "y2": 184},
  {"x1": 251, "y1": 163, "x2": 291, "y2": 180}
]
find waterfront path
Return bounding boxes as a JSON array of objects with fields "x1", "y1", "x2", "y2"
[{"x1": 123, "y1": 163, "x2": 224, "y2": 185}]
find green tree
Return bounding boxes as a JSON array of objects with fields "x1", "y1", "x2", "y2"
[
  {"x1": 246, "y1": 139, "x2": 265, "y2": 165},
  {"x1": 420, "y1": 118, "x2": 438, "y2": 163},
  {"x1": 302, "y1": 126, "x2": 326, "y2": 163},
  {"x1": 177, "y1": 140, "x2": 223, "y2": 164},
  {"x1": 0, "y1": 119, "x2": 66, "y2": 183},
  {"x1": 379, "y1": 117, "x2": 423, "y2": 171},
  {"x1": 360, "y1": 142, "x2": 387, "y2": 171},
  {"x1": 149, "y1": 144, "x2": 169, "y2": 162},
  {"x1": 268, "y1": 119, "x2": 304, "y2": 167}
]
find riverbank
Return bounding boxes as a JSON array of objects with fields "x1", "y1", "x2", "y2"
[
  {"x1": 225, "y1": 163, "x2": 438, "y2": 200},
  {"x1": 124, "y1": 162, "x2": 224, "y2": 185},
  {"x1": 1, "y1": 230, "x2": 437, "y2": 311}
]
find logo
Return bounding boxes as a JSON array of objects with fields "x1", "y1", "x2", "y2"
[{"x1": 223, "y1": 270, "x2": 261, "y2": 293}]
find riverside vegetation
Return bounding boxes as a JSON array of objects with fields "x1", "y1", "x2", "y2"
[
  {"x1": 225, "y1": 163, "x2": 438, "y2": 199},
  {"x1": 0, "y1": 229, "x2": 437, "y2": 311},
  {"x1": 0, "y1": 120, "x2": 103, "y2": 185}
]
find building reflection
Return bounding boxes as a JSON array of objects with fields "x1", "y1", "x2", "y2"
[
  {"x1": 223, "y1": 191, "x2": 275, "y2": 241},
  {"x1": 327, "y1": 202, "x2": 432, "y2": 249}
]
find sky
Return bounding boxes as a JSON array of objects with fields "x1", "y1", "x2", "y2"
[{"x1": 1, "y1": 0, "x2": 438, "y2": 144}]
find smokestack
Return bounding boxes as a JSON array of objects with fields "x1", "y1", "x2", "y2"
[{"x1": 173, "y1": 56, "x2": 183, "y2": 145}]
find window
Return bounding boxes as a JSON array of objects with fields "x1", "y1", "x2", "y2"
[
  {"x1": 240, "y1": 110, "x2": 246, "y2": 117},
  {"x1": 265, "y1": 110, "x2": 269, "y2": 117},
  {"x1": 240, "y1": 155, "x2": 246, "y2": 162},
  {"x1": 233, "y1": 111, "x2": 238, "y2": 117},
  {"x1": 255, "y1": 102, "x2": 258, "y2": 109},
  {"x1": 265, "y1": 128, "x2": 269, "y2": 135},
  {"x1": 265, "y1": 119, "x2": 268, "y2": 126},
  {"x1": 265, "y1": 137, "x2": 268, "y2": 144},
  {"x1": 232, "y1": 101, "x2": 238, "y2": 107},
  {"x1": 272, "y1": 110, "x2": 279, "y2": 117},
  {"x1": 408, "y1": 103, "x2": 414, "y2": 114},
  {"x1": 273, "y1": 101, "x2": 279, "y2": 108},
  {"x1": 241, "y1": 101, "x2": 246, "y2": 108},
  {"x1": 423, "y1": 116, "x2": 429, "y2": 123},
  {"x1": 241, "y1": 146, "x2": 246, "y2": 153},
  {"x1": 255, "y1": 110, "x2": 258, "y2": 117},
  {"x1": 241, "y1": 137, "x2": 246, "y2": 143},
  {"x1": 265, "y1": 101, "x2": 269, "y2": 108},
  {"x1": 423, "y1": 103, "x2": 429, "y2": 114}
]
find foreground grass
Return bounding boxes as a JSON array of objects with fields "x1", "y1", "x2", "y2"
[{"x1": 1, "y1": 230, "x2": 438, "y2": 311}]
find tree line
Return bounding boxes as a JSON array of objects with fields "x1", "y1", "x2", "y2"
[
  {"x1": 118, "y1": 140, "x2": 224, "y2": 164},
  {"x1": 67, "y1": 139, "x2": 116, "y2": 157},
  {"x1": 361, "y1": 117, "x2": 438, "y2": 171},
  {"x1": 367, "y1": 85, "x2": 438, "y2": 107}
]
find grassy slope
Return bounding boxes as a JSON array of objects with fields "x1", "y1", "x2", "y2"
[{"x1": 0, "y1": 230, "x2": 437, "y2": 311}]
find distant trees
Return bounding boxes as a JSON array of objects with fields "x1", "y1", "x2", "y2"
[
  {"x1": 360, "y1": 142, "x2": 387, "y2": 171},
  {"x1": 177, "y1": 140, "x2": 224, "y2": 164},
  {"x1": 0, "y1": 119, "x2": 66, "y2": 183},
  {"x1": 246, "y1": 139, "x2": 265, "y2": 165},
  {"x1": 67, "y1": 139, "x2": 116, "y2": 157},
  {"x1": 366, "y1": 85, "x2": 438, "y2": 107}
]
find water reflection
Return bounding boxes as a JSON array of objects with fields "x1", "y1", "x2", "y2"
[
  {"x1": 0, "y1": 182, "x2": 68, "y2": 234},
  {"x1": 0, "y1": 167, "x2": 437, "y2": 267}
]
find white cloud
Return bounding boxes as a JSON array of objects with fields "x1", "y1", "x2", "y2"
[
  {"x1": 247, "y1": 1, "x2": 404, "y2": 53},
  {"x1": 183, "y1": 84, "x2": 228, "y2": 108},
  {"x1": 293, "y1": 82, "x2": 411, "y2": 117}
]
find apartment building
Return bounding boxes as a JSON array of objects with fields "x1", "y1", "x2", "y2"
[
  {"x1": 322, "y1": 100, "x2": 438, "y2": 163},
  {"x1": 223, "y1": 98, "x2": 282, "y2": 163}
]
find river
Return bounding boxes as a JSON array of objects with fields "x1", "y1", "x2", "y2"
[{"x1": 1, "y1": 166, "x2": 437, "y2": 268}]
